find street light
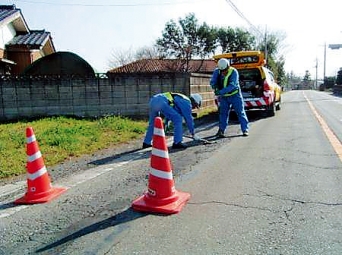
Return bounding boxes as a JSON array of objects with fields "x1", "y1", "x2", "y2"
[
  {"x1": 328, "y1": 44, "x2": 342, "y2": 50},
  {"x1": 323, "y1": 43, "x2": 342, "y2": 88}
]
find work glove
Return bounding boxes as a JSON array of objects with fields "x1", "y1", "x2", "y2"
[{"x1": 214, "y1": 89, "x2": 221, "y2": 96}]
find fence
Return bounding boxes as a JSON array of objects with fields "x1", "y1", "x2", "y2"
[{"x1": 0, "y1": 73, "x2": 215, "y2": 121}]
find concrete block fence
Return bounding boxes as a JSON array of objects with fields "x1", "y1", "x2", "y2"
[{"x1": 0, "y1": 73, "x2": 215, "y2": 121}]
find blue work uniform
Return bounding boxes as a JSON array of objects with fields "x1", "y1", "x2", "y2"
[
  {"x1": 210, "y1": 67, "x2": 249, "y2": 133},
  {"x1": 143, "y1": 92, "x2": 195, "y2": 145}
]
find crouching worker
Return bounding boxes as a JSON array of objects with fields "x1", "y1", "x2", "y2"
[{"x1": 142, "y1": 92, "x2": 202, "y2": 149}]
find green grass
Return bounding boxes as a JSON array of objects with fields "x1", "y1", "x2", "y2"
[
  {"x1": 0, "y1": 116, "x2": 147, "y2": 179},
  {"x1": 0, "y1": 108, "x2": 216, "y2": 180}
]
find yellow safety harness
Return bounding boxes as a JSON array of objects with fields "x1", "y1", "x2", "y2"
[
  {"x1": 163, "y1": 92, "x2": 189, "y2": 106},
  {"x1": 222, "y1": 67, "x2": 239, "y2": 97}
]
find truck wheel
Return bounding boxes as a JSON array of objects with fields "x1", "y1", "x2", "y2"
[
  {"x1": 267, "y1": 102, "x2": 276, "y2": 117},
  {"x1": 276, "y1": 98, "x2": 281, "y2": 111}
]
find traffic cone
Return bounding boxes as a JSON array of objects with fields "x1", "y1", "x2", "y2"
[
  {"x1": 132, "y1": 117, "x2": 190, "y2": 214},
  {"x1": 14, "y1": 127, "x2": 67, "y2": 204}
]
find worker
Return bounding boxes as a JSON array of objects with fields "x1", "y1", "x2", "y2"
[
  {"x1": 142, "y1": 92, "x2": 202, "y2": 149},
  {"x1": 210, "y1": 58, "x2": 249, "y2": 137}
]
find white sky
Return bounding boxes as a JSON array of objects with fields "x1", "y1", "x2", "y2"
[{"x1": 7, "y1": 0, "x2": 342, "y2": 79}]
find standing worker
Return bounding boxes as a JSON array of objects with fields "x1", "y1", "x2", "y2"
[
  {"x1": 142, "y1": 92, "x2": 202, "y2": 149},
  {"x1": 210, "y1": 58, "x2": 249, "y2": 138}
]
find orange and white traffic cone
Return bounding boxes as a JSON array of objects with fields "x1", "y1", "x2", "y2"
[
  {"x1": 14, "y1": 127, "x2": 67, "y2": 204},
  {"x1": 132, "y1": 116, "x2": 190, "y2": 214}
]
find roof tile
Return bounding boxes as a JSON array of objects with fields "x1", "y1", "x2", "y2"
[
  {"x1": 0, "y1": 5, "x2": 19, "y2": 25},
  {"x1": 108, "y1": 59, "x2": 216, "y2": 74},
  {"x1": 7, "y1": 30, "x2": 51, "y2": 47}
]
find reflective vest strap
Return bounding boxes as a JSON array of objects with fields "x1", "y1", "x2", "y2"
[
  {"x1": 223, "y1": 67, "x2": 234, "y2": 88},
  {"x1": 163, "y1": 92, "x2": 174, "y2": 106},
  {"x1": 170, "y1": 93, "x2": 190, "y2": 101},
  {"x1": 223, "y1": 89, "x2": 239, "y2": 97},
  {"x1": 222, "y1": 67, "x2": 239, "y2": 97},
  {"x1": 163, "y1": 92, "x2": 190, "y2": 106}
]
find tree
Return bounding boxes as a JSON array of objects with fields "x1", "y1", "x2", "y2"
[
  {"x1": 303, "y1": 70, "x2": 311, "y2": 82},
  {"x1": 275, "y1": 56, "x2": 287, "y2": 86},
  {"x1": 108, "y1": 12, "x2": 288, "y2": 80},
  {"x1": 107, "y1": 47, "x2": 136, "y2": 69},
  {"x1": 216, "y1": 27, "x2": 255, "y2": 53},
  {"x1": 197, "y1": 22, "x2": 218, "y2": 58},
  {"x1": 256, "y1": 30, "x2": 287, "y2": 86},
  {"x1": 135, "y1": 45, "x2": 162, "y2": 60},
  {"x1": 156, "y1": 13, "x2": 217, "y2": 60},
  {"x1": 108, "y1": 46, "x2": 162, "y2": 69}
]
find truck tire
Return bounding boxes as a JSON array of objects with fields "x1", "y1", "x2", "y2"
[{"x1": 267, "y1": 102, "x2": 276, "y2": 117}]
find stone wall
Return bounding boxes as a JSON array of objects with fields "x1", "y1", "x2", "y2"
[{"x1": 0, "y1": 72, "x2": 214, "y2": 121}]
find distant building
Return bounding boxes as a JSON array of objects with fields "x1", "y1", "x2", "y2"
[{"x1": 0, "y1": 4, "x2": 55, "y2": 75}]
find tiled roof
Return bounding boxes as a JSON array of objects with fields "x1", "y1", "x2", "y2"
[
  {"x1": 7, "y1": 30, "x2": 51, "y2": 48},
  {"x1": 0, "y1": 5, "x2": 17, "y2": 22},
  {"x1": 0, "y1": 5, "x2": 29, "y2": 32},
  {"x1": 107, "y1": 59, "x2": 216, "y2": 74}
]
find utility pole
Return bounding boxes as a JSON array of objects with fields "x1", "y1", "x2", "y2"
[
  {"x1": 323, "y1": 42, "x2": 326, "y2": 85},
  {"x1": 315, "y1": 58, "x2": 318, "y2": 89}
]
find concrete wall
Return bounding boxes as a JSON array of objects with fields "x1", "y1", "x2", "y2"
[{"x1": 0, "y1": 72, "x2": 215, "y2": 121}]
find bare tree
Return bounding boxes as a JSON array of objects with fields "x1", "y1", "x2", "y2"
[
  {"x1": 107, "y1": 47, "x2": 136, "y2": 69},
  {"x1": 107, "y1": 45, "x2": 164, "y2": 70},
  {"x1": 135, "y1": 45, "x2": 163, "y2": 59}
]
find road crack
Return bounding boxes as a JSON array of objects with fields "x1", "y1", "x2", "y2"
[
  {"x1": 255, "y1": 190, "x2": 342, "y2": 207},
  {"x1": 188, "y1": 200, "x2": 281, "y2": 213}
]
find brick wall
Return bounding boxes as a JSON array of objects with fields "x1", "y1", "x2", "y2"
[{"x1": 0, "y1": 72, "x2": 215, "y2": 121}]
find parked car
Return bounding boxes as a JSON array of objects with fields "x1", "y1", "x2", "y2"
[{"x1": 213, "y1": 51, "x2": 282, "y2": 116}]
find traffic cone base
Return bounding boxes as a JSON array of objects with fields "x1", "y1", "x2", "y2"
[
  {"x1": 132, "y1": 190, "x2": 190, "y2": 214},
  {"x1": 14, "y1": 186, "x2": 66, "y2": 204}
]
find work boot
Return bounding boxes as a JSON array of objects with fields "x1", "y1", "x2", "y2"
[
  {"x1": 142, "y1": 142, "x2": 152, "y2": 149},
  {"x1": 172, "y1": 142, "x2": 187, "y2": 149},
  {"x1": 215, "y1": 129, "x2": 225, "y2": 138}
]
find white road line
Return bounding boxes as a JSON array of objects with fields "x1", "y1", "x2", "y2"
[
  {"x1": 0, "y1": 156, "x2": 141, "y2": 218},
  {"x1": 304, "y1": 92, "x2": 342, "y2": 162}
]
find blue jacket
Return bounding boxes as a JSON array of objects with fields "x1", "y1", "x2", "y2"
[
  {"x1": 210, "y1": 67, "x2": 240, "y2": 96},
  {"x1": 161, "y1": 93, "x2": 195, "y2": 135}
]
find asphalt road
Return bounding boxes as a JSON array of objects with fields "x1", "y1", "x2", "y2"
[{"x1": 1, "y1": 90, "x2": 342, "y2": 255}]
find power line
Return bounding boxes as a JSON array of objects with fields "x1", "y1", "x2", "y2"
[
  {"x1": 224, "y1": 0, "x2": 263, "y2": 36},
  {"x1": 14, "y1": 0, "x2": 206, "y2": 7}
]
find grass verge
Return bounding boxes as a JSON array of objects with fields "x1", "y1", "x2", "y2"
[{"x1": 0, "y1": 116, "x2": 147, "y2": 179}]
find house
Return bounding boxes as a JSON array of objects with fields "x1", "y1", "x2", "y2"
[{"x1": 0, "y1": 4, "x2": 55, "y2": 75}]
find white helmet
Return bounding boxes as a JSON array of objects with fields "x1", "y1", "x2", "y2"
[
  {"x1": 217, "y1": 58, "x2": 229, "y2": 70},
  {"x1": 190, "y1": 93, "x2": 202, "y2": 109}
]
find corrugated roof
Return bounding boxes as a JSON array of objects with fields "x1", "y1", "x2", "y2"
[
  {"x1": 7, "y1": 30, "x2": 51, "y2": 48},
  {"x1": 107, "y1": 59, "x2": 216, "y2": 74}
]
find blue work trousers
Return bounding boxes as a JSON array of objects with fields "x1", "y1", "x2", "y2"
[
  {"x1": 218, "y1": 92, "x2": 249, "y2": 132},
  {"x1": 143, "y1": 96, "x2": 183, "y2": 145}
]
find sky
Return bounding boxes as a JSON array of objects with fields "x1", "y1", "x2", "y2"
[{"x1": 6, "y1": 0, "x2": 342, "y2": 79}]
